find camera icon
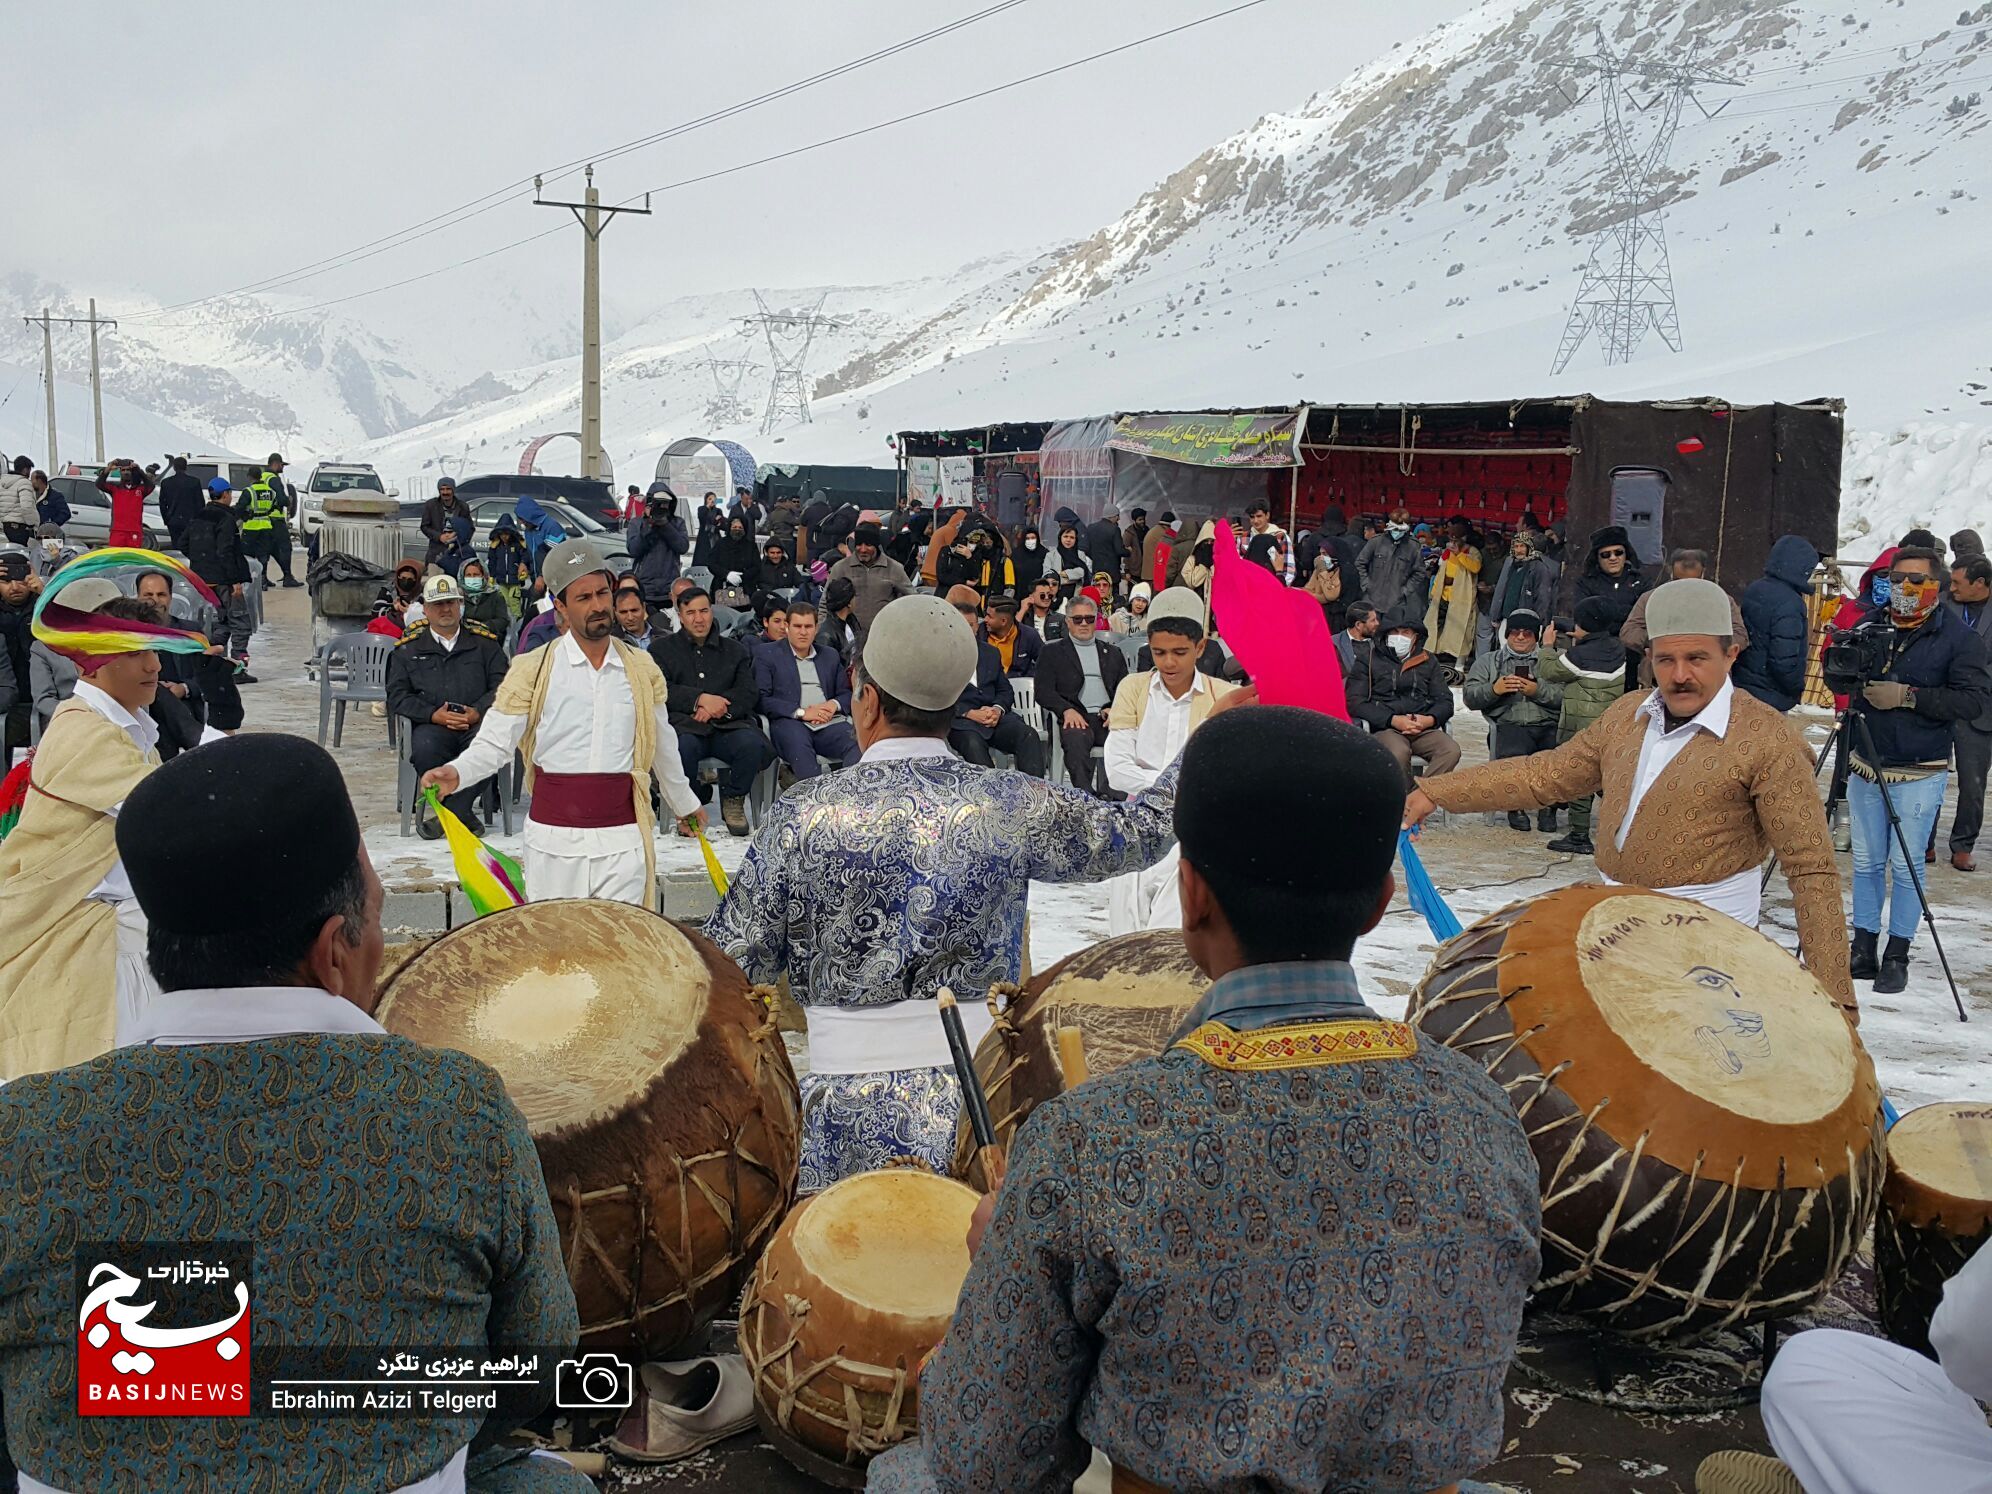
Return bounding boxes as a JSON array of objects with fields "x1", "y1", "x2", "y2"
[{"x1": 554, "y1": 1353, "x2": 634, "y2": 1411}]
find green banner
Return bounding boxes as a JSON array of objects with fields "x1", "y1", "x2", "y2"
[{"x1": 1107, "y1": 411, "x2": 1300, "y2": 469}]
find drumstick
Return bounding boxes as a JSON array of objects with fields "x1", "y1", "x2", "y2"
[
  {"x1": 1056, "y1": 1025, "x2": 1089, "y2": 1089},
  {"x1": 937, "y1": 988, "x2": 1006, "y2": 1192}
]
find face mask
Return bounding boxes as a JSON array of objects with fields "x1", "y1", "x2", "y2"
[
  {"x1": 462, "y1": 575, "x2": 486, "y2": 594},
  {"x1": 1024, "y1": 539, "x2": 1038, "y2": 549},
  {"x1": 1387, "y1": 634, "x2": 1413, "y2": 659},
  {"x1": 1871, "y1": 575, "x2": 1891, "y2": 607},
  {"x1": 1388, "y1": 523, "x2": 1409, "y2": 540},
  {"x1": 1890, "y1": 578, "x2": 1939, "y2": 624}
]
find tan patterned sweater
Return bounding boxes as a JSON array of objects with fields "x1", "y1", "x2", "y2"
[{"x1": 1422, "y1": 688, "x2": 1855, "y2": 1015}]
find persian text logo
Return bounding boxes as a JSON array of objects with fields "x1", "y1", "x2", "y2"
[{"x1": 75, "y1": 1244, "x2": 251, "y2": 1417}]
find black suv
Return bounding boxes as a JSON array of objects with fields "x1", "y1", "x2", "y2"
[{"x1": 455, "y1": 473, "x2": 623, "y2": 527}]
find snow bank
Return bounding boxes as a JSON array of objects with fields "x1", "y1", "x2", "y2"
[{"x1": 1842, "y1": 422, "x2": 1992, "y2": 556}]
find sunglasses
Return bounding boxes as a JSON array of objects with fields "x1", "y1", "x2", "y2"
[
  {"x1": 1068, "y1": 613, "x2": 1098, "y2": 625},
  {"x1": 1598, "y1": 548, "x2": 1627, "y2": 560}
]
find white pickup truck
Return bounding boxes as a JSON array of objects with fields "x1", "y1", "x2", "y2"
[{"x1": 297, "y1": 462, "x2": 398, "y2": 535}]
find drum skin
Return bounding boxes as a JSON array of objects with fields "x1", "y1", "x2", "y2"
[
  {"x1": 950, "y1": 931, "x2": 1208, "y2": 1183},
  {"x1": 1409, "y1": 884, "x2": 1883, "y2": 1340},
  {"x1": 1876, "y1": 1102, "x2": 1992, "y2": 1356},
  {"x1": 741, "y1": 1170, "x2": 978, "y2": 1469},
  {"x1": 375, "y1": 900, "x2": 801, "y2": 1359}
]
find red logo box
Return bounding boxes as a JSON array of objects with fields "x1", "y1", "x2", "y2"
[{"x1": 76, "y1": 1244, "x2": 251, "y2": 1417}]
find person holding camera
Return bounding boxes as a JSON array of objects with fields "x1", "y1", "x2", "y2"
[
  {"x1": 1826, "y1": 546, "x2": 1990, "y2": 993},
  {"x1": 1944, "y1": 554, "x2": 1992, "y2": 871},
  {"x1": 627, "y1": 481, "x2": 690, "y2": 608},
  {"x1": 1464, "y1": 608, "x2": 1565, "y2": 833},
  {"x1": 95, "y1": 458, "x2": 156, "y2": 550}
]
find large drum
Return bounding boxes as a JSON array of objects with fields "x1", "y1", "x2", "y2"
[
  {"x1": 1409, "y1": 885, "x2": 1882, "y2": 1340},
  {"x1": 375, "y1": 900, "x2": 801, "y2": 1359},
  {"x1": 740, "y1": 1169, "x2": 977, "y2": 1484},
  {"x1": 1876, "y1": 1101, "x2": 1992, "y2": 1355},
  {"x1": 950, "y1": 931, "x2": 1208, "y2": 1183}
]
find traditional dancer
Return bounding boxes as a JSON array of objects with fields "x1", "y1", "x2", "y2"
[
  {"x1": 1103, "y1": 588, "x2": 1237, "y2": 934},
  {"x1": 707, "y1": 594, "x2": 1216, "y2": 1192},
  {"x1": 0, "y1": 551, "x2": 222, "y2": 1076},
  {"x1": 423, "y1": 540, "x2": 703, "y2": 907}
]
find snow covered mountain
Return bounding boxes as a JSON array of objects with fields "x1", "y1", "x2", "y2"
[{"x1": 14, "y1": 0, "x2": 1992, "y2": 543}]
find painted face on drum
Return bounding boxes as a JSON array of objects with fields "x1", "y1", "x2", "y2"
[{"x1": 1649, "y1": 633, "x2": 1740, "y2": 720}]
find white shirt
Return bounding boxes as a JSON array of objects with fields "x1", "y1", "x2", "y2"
[
  {"x1": 33, "y1": 986, "x2": 469, "y2": 1494},
  {"x1": 448, "y1": 633, "x2": 701, "y2": 853},
  {"x1": 860, "y1": 735, "x2": 953, "y2": 765},
  {"x1": 1606, "y1": 678, "x2": 1760, "y2": 927},
  {"x1": 430, "y1": 627, "x2": 459, "y2": 653},
  {"x1": 1104, "y1": 671, "x2": 1205, "y2": 795},
  {"x1": 74, "y1": 681, "x2": 159, "y2": 906}
]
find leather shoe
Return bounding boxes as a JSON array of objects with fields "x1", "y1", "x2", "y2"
[
  {"x1": 610, "y1": 1355, "x2": 756, "y2": 1463},
  {"x1": 1953, "y1": 850, "x2": 1977, "y2": 872}
]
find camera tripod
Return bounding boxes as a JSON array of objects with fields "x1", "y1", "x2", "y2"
[{"x1": 1763, "y1": 707, "x2": 1968, "y2": 1021}]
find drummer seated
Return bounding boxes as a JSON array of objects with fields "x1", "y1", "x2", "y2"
[
  {"x1": 866, "y1": 707, "x2": 1541, "y2": 1494},
  {"x1": 0, "y1": 737, "x2": 590, "y2": 1494},
  {"x1": 1699, "y1": 1244, "x2": 1992, "y2": 1494}
]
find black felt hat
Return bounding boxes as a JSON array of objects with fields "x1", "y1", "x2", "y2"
[{"x1": 118, "y1": 735, "x2": 360, "y2": 936}]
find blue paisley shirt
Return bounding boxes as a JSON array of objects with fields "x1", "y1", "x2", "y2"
[
  {"x1": 0, "y1": 1029, "x2": 582, "y2": 1493},
  {"x1": 705, "y1": 737, "x2": 1182, "y2": 1190},
  {"x1": 868, "y1": 962, "x2": 1542, "y2": 1494}
]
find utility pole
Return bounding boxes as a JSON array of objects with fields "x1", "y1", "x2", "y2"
[
  {"x1": 534, "y1": 165, "x2": 651, "y2": 481},
  {"x1": 20, "y1": 305, "x2": 119, "y2": 470},
  {"x1": 1548, "y1": 30, "x2": 1738, "y2": 375}
]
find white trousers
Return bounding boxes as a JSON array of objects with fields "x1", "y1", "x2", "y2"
[
  {"x1": 1106, "y1": 845, "x2": 1182, "y2": 938},
  {"x1": 524, "y1": 844, "x2": 648, "y2": 906},
  {"x1": 109, "y1": 898, "x2": 161, "y2": 1049},
  {"x1": 1762, "y1": 1329, "x2": 1992, "y2": 1494}
]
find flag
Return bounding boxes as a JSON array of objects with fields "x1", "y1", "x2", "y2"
[
  {"x1": 695, "y1": 823, "x2": 729, "y2": 896},
  {"x1": 1209, "y1": 520, "x2": 1348, "y2": 719},
  {"x1": 426, "y1": 787, "x2": 526, "y2": 915},
  {"x1": 1397, "y1": 830, "x2": 1462, "y2": 942}
]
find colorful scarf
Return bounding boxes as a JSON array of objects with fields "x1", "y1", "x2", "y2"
[{"x1": 31, "y1": 549, "x2": 221, "y2": 673}]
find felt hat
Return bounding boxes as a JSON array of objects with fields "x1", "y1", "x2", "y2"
[
  {"x1": 1645, "y1": 578, "x2": 1732, "y2": 641},
  {"x1": 864, "y1": 595, "x2": 978, "y2": 711},
  {"x1": 541, "y1": 540, "x2": 613, "y2": 601}
]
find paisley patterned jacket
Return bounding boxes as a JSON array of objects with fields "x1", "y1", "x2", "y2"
[{"x1": 869, "y1": 963, "x2": 1542, "y2": 1493}]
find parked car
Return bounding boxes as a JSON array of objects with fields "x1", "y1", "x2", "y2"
[
  {"x1": 455, "y1": 472, "x2": 624, "y2": 528},
  {"x1": 44, "y1": 476, "x2": 166, "y2": 551},
  {"x1": 298, "y1": 462, "x2": 398, "y2": 535},
  {"x1": 398, "y1": 495, "x2": 632, "y2": 573}
]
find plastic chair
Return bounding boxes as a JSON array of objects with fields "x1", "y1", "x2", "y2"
[
  {"x1": 397, "y1": 726, "x2": 515, "y2": 838},
  {"x1": 316, "y1": 633, "x2": 398, "y2": 747}
]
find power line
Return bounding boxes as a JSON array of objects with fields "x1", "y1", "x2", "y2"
[
  {"x1": 139, "y1": 0, "x2": 1275, "y2": 328},
  {"x1": 122, "y1": 0, "x2": 1036, "y2": 322}
]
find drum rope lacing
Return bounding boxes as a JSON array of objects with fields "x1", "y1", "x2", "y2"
[
  {"x1": 739, "y1": 1289, "x2": 917, "y2": 1461},
  {"x1": 976, "y1": 983, "x2": 1035, "y2": 1143}
]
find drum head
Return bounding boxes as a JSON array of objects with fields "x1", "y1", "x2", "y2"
[
  {"x1": 1016, "y1": 930, "x2": 1209, "y2": 1078},
  {"x1": 791, "y1": 1171, "x2": 978, "y2": 1326},
  {"x1": 375, "y1": 900, "x2": 711, "y2": 1135},
  {"x1": 1887, "y1": 1102, "x2": 1992, "y2": 1234},
  {"x1": 1461, "y1": 887, "x2": 1874, "y2": 1187}
]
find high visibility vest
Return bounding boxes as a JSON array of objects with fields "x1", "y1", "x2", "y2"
[{"x1": 241, "y1": 478, "x2": 280, "y2": 531}]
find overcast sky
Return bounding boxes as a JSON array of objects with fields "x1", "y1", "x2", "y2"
[{"x1": 13, "y1": 0, "x2": 1472, "y2": 319}]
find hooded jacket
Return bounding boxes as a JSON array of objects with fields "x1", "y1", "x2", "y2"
[
  {"x1": 627, "y1": 507, "x2": 690, "y2": 600},
  {"x1": 1572, "y1": 525, "x2": 1651, "y2": 635},
  {"x1": 1356, "y1": 528, "x2": 1427, "y2": 619},
  {"x1": 0, "y1": 472, "x2": 40, "y2": 529},
  {"x1": 1734, "y1": 536, "x2": 1820, "y2": 712},
  {"x1": 1464, "y1": 642, "x2": 1564, "y2": 728},
  {"x1": 184, "y1": 499, "x2": 251, "y2": 587},
  {"x1": 1538, "y1": 633, "x2": 1628, "y2": 742}
]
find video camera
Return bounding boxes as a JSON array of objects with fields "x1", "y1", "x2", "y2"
[
  {"x1": 1822, "y1": 620, "x2": 1896, "y2": 689},
  {"x1": 646, "y1": 492, "x2": 678, "y2": 519}
]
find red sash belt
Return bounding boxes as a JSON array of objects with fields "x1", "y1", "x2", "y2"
[{"x1": 529, "y1": 770, "x2": 635, "y2": 828}]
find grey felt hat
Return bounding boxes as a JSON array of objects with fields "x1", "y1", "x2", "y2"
[
  {"x1": 1645, "y1": 577, "x2": 1733, "y2": 641},
  {"x1": 541, "y1": 539, "x2": 613, "y2": 602},
  {"x1": 863, "y1": 595, "x2": 979, "y2": 711}
]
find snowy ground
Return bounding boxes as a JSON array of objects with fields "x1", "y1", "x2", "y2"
[{"x1": 232, "y1": 572, "x2": 1990, "y2": 1118}]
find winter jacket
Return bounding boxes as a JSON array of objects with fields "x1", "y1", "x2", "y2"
[
  {"x1": 1013, "y1": 535, "x2": 1049, "y2": 589},
  {"x1": 984, "y1": 622, "x2": 1041, "y2": 680},
  {"x1": 825, "y1": 551, "x2": 914, "y2": 630},
  {"x1": 419, "y1": 495, "x2": 472, "y2": 565},
  {"x1": 1344, "y1": 644, "x2": 1454, "y2": 733},
  {"x1": 385, "y1": 622, "x2": 508, "y2": 726},
  {"x1": 0, "y1": 603, "x2": 25, "y2": 716},
  {"x1": 1573, "y1": 525, "x2": 1652, "y2": 637},
  {"x1": 33, "y1": 483, "x2": 70, "y2": 529},
  {"x1": 1829, "y1": 603, "x2": 1991, "y2": 768},
  {"x1": 710, "y1": 532, "x2": 763, "y2": 595},
  {"x1": 1485, "y1": 555, "x2": 1557, "y2": 628},
  {"x1": 486, "y1": 534, "x2": 531, "y2": 590},
  {"x1": 1538, "y1": 635, "x2": 1626, "y2": 744},
  {"x1": 0, "y1": 474, "x2": 37, "y2": 529},
  {"x1": 627, "y1": 510, "x2": 690, "y2": 602},
  {"x1": 29, "y1": 640, "x2": 77, "y2": 729},
  {"x1": 653, "y1": 628, "x2": 763, "y2": 737},
  {"x1": 1050, "y1": 536, "x2": 1093, "y2": 597},
  {"x1": 1356, "y1": 531, "x2": 1427, "y2": 619},
  {"x1": 512, "y1": 496, "x2": 566, "y2": 572},
  {"x1": 1083, "y1": 518, "x2": 1126, "y2": 584},
  {"x1": 692, "y1": 501, "x2": 726, "y2": 570},
  {"x1": 184, "y1": 500, "x2": 251, "y2": 587},
  {"x1": 156, "y1": 472, "x2": 204, "y2": 543},
  {"x1": 951, "y1": 642, "x2": 1016, "y2": 739},
  {"x1": 1733, "y1": 535, "x2": 1819, "y2": 712},
  {"x1": 460, "y1": 586, "x2": 513, "y2": 642},
  {"x1": 1464, "y1": 645, "x2": 1564, "y2": 729}
]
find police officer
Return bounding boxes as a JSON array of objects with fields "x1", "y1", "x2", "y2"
[
  {"x1": 242, "y1": 456, "x2": 301, "y2": 589},
  {"x1": 385, "y1": 574, "x2": 508, "y2": 837}
]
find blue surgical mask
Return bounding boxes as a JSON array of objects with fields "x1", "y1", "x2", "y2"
[
  {"x1": 462, "y1": 575, "x2": 486, "y2": 594},
  {"x1": 1872, "y1": 575, "x2": 1891, "y2": 606}
]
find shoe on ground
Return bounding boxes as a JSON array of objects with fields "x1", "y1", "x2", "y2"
[
  {"x1": 1536, "y1": 808, "x2": 1559, "y2": 832},
  {"x1": 280, "y1": 577, "x2": 303, "y2": 588},
  {"x1": 417, "y1": 803, "x2": 443, "y2": 841},
  {"x1": 1545, "y1": 833, "x2": 1594, "y2": 855},
  {"x1": 260, "y1": 577, "x2": 275, "y2": 591},
  {"x1": 722, "y1": 795, "x2": 750, "y2": 837},
  {"x1": 776, "y1": 764, "x2": 796, "y2": 794},
  {"x1": 460, "y1": 812, "x2": 483, "y2": 837},
  {"x1": 609, "y1": 1355, "x2": 756, "y2": 1464},
  {"x1": 235, "y1": 670, "x2": 258, "y2": 684},
  {"x1": 1925, "y1": 844, "x2": 1937, "y2": 864},
  {"x1": 1694, "y1": 1449, "x2": 1802, "y2": 1494},
  {"x1": 1507, "y1": 810, "x2": 1530, "y2": 832},
  {"x1": 1874, "y1": 934, "x2": 1912, "y2": 995},
  {"x1": 1849, "y1": 928, "x2": 1880, "y2": 982},
  {"x1": 1953, "y1": 849, "x2": 1978, "y2": 872}
]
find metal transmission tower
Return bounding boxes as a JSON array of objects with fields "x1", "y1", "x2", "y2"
[
  {"x1": 739, "y1": 292, "x2": 846, "y2": 434},
  {"x1": 1549, "y1": 33, "x2": 1738, "y2": 375},
  {"x1": 702, "y1": 353, "x2": 764, "y2": 428}
]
